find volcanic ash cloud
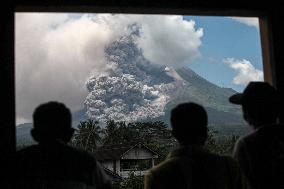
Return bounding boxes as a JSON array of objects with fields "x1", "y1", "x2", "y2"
[{"x1": 84, "y1": 29, "x2": 180, "y2": 123}]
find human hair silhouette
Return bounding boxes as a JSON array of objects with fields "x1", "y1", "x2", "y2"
[
  {"x1": 171, "y1": 102, "x2": 208, "y2": 145},
  {"x1": 144, "y1": 102, "x2": 248, "y2": 189},
  {"x1": 13, "y1": 101, "x2": 111, "y2": 189},
  {"x1": 230, "y1": 81, "x2": 284, "y2": 189},
  {"x1": 31, "y1": 101, "x2": 74, "y2": 143}
]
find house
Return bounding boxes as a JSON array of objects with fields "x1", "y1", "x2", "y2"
[{"x1": 94, "y1": 142, "x2": 159, "y2": 178}]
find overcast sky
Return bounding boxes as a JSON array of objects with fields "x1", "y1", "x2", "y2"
[{"x1": 15, "y1": 13, "x2": 263, "y2": 124}]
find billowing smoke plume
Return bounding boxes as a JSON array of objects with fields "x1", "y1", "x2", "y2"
[
  {"x1": 16, "y1": 13, "x2": 203, "y2": 124},
  {"x1": 85, "y1": 27, "x2": 183, "y2": 122}
]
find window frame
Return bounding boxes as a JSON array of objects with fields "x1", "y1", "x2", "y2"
[{"x1": 0, "y1": 2, "x2": 274, "y2": 154}]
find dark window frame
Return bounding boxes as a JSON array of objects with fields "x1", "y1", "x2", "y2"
[{"x1": 0, "y1": 1, "x2": 275, "y2": 155}]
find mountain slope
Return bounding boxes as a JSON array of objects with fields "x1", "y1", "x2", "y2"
[
  {"x1": 163, "y1": 67, "x2": 244, "y2": 126},
  {"x1": 176, "y1": 67, "x2": 241, "y2": 113}
]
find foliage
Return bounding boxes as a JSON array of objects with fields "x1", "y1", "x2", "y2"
[
  {"x1": 73, "y1": 119, "x2": 239, "y2": 157},
  {"x1": 102, "y1": 120, "x2": 176, "y2": 162},
  {"x1": 114, "y1": 172, "x2": 144, "y2": 189},
  {"x1": 72, "y1": 119, "x2": 176, "y2": 160},
  {"x1": 205, "y1": 129, "x2": 239, "y2": 155},
  {"x1": 102, "y1": 120, "x2": 172, "y2": 145},
  {"x1": 102, "y1": 120, "x2": 137, "y2": 145},
  {"x1": 72, "y1": 119, "x2": 102, "y2": 152}
]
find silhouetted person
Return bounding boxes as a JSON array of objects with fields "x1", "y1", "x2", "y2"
[
  {"x1": 229, "y1": 81, "x2": 284, "y2": 189},
  {"x1": 144, "y1": 102, "x2": 248, "y2": 189},
  {"x1": 13, "y1": 101, "x2": 111, "y2": 189}
]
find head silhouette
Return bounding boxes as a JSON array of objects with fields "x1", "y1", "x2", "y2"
[
  {"x1": 229, "y1": 82, "x2": 279, "y2": 128},
  {"x1": 171, "y1": 102, "x2": 208, "y2": 145},
  {"x1": 31, "y1": 101, "x2": 74, "y2": 143}
]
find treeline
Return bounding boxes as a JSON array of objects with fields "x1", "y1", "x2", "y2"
[
  {"x1": 71, "y1": 119, "x2": 239, "y2": 158},
  {"x1": 71, "y1": 119, "x2": 176, "y2": 161}
]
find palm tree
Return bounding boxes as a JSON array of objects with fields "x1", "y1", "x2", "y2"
[
  {"x1": 102, "y1": 120, "x2": 138, "y2": 145},
  {"x1": 74, "y1": 119, "x2": 102, "y2": 152},
  {"x1": 102, "y1": 120, "x2": 119, "y2": 145}
]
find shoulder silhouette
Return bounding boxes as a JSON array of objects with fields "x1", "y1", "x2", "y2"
[
  {"x1": 230, "y1": 81, "x2": 284, "y2": 189},
  {"x1": 13, "y1": 101, "x2": 111, "y2": 189},
  {"x1": 144, "y1": 102, "x2": 248, "y2": 189}
]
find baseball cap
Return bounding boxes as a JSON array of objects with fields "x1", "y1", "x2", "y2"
[{"x1": 229, "y1": 82, "x2": 278, "y2": 105}]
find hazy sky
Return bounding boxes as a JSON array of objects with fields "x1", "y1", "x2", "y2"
[{"x1": 15, "y1": 13, "x2": 263, "y2": 124}]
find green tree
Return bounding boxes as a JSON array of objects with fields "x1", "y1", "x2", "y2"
[
  {"x1": 102, "y1": 120, "x2": 120, "y2": 145},
  {"x1": 117, "y1": 172, "x2": 144, "y2": 189},
  {"x1": 128, "y1": 121, "x2": 173, "y2": 144},
  {"x1": 102, "y1": 120, "x2": 176, "y2": 163},
  {"x1": 102, "y1": 120, "x2": 138, "y2": 145},
  {"x1": 205, "y1": 129, "x2": 239, "y2": 155},
  {"x1": 73, "y1": 119, "x2": 102, "y2": 152}
]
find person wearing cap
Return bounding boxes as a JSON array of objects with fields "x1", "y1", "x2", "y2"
[
  {"x1": 229, "y1": 81, "x2": 284, "y2": 189},
  {"x1": 144, "y1": 102, "x2": 248, "y2": 189},
  {"x1": 12, "y1": 101, "x2": 111, "y2": 189}
]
